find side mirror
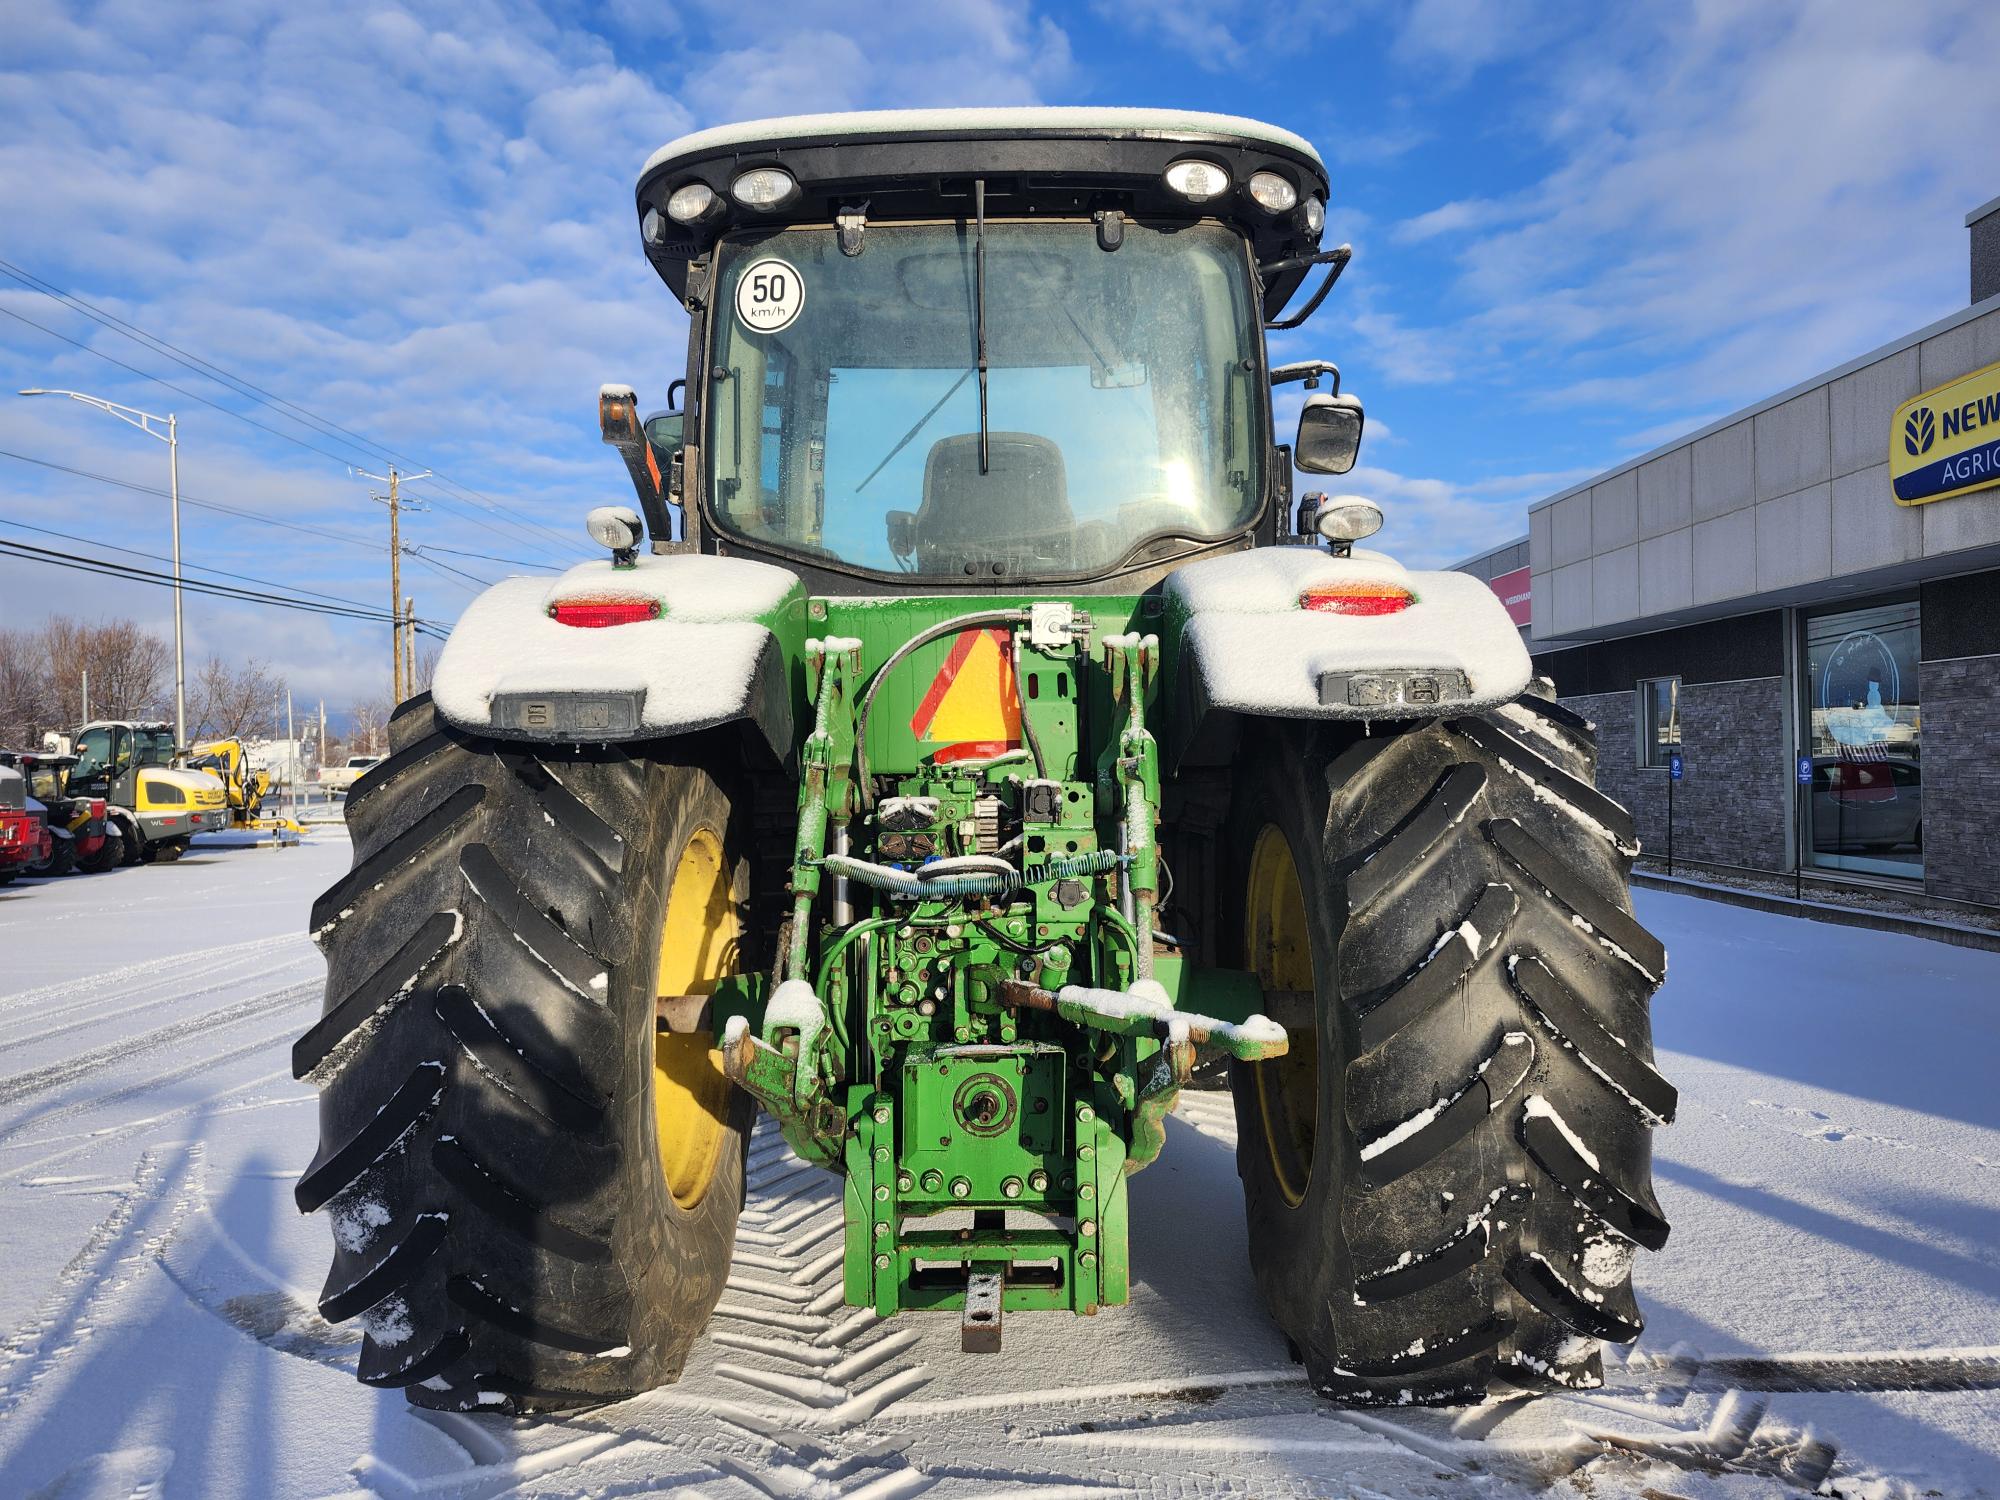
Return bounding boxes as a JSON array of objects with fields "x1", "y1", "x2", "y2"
[
  {"x1": 644, "y1": 411, "x2": 683, "y2": 453},
  {"x1": 1295, "y1": 393, "x2": 1364, "y2": 475},
  {"x1": 886, "y1": 511, "x2": 918, "y2": 558}
]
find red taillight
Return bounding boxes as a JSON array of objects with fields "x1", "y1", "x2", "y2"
[
  {"x1": 1299, "y1": 585, "x2": 1414, "y2": 616},
  {"x1": 548, "y1": 597, "x2": 662, "y2": 628},
  {"x1": 91, "y1": 799, "x2": 106, "y2": 818}
]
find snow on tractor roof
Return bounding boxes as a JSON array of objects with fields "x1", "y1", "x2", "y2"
[{"x1": 642, "y1": 106, "x2": 1323, "y2": 181}]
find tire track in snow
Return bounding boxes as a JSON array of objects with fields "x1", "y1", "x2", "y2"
[
  {"x1": 0, "y1": 1145, "x2": 206, "y2": 1423},
  {"x1": 0, "y1": 982, "x2": 317, "y2": 1113},
  {"x1": 0, "y1": 933, "x2": 301, "y2": 1018},
  {"x1": 0, "y1": 950, "x2": 318, "y2": 1054},
  {"x1": 0, "y1": 1074, "x2": 299, "y2": 1186},
  {"x1": 684, "y1": 1119, "x2": 938, "y2": 1497},
  {"x1": 0, "y1": 1018, "x2": 311, "y2": 1148}
]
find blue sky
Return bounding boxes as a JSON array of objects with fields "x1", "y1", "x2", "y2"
[{"x1": 3, "y1": 0, "x2": 1997, "y2": 719}]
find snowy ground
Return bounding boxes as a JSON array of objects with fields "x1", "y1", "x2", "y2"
[{"x1": 1, "y1": 833, "x2": 1996, "y2": 1499}]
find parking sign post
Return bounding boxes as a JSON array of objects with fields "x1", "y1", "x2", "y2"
[{"x1": 1667, "y1": 753, "x2": 1683, "y2": 876}]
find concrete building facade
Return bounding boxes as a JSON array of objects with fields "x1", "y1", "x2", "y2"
[{"x1": 1459, "y1": 206, "x2": 2000, "y2": 911}]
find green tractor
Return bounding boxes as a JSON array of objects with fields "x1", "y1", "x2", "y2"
[{"x1": 297, "y1": 108, "x2": 1671, "y2": 1416}]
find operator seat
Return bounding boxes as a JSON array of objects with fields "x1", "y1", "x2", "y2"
[{"x1": 914, "y1": 431, "x2": 1072, "y2": 573}]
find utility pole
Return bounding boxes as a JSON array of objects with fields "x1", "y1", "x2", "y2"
[
  {"x1": 403, "y1": 594, "x2": 416, "y2": 697},
  {"x1": 81, "y1": 669, "x2": 89, "y2": 724},
  {"x1": 353, "y1": 466, "x2": 429, "y2": 706}
]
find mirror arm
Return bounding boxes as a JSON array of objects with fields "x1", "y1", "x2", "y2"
[
  {"x1": 599, "y1": 387, "x2": 676, "y2": 547},
  {"x1": 1270, "y1": 360, "x2": 1340, "y2": 394},
  {"x1": 1262, "y1": 245, "x2": 1352, "y2": 332}
]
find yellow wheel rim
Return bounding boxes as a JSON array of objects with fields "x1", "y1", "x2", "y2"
[
  {"x1": 1245, "y1": 824, "x2": 1318, "y2": 1208},
  {"x1": 653, "y1": 826, "x2": 739, "y2": 1210}
]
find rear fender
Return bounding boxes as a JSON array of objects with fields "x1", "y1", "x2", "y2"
[
  {"x1": 1162, "y1": 546, "x2": 1530, "y2": 766},
  {"x1": 431, "y1": 553, "x2": 806, "y2": 760}
]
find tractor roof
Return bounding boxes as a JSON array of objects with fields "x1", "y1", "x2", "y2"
[
  {"x1": 636, "y1": 106, "x2": 1332, "y2": 313},
  {"x1": 641, "y1": 108, "x2": 1323, "y2": 179}
]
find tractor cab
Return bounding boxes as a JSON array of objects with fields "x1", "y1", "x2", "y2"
[
  {"x1": 69, "y1": 719, "x2": 230, "y2": 863},
  {"x1": 604, "y1": 109, "x2": 1363, "y2": 594},
  {"x1": 0, "y1": 750, "x2": 116, "y2": 875}
]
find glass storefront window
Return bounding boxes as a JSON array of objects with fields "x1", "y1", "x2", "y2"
[
  {"x1": 1803, "y1": 600, "x2": 1921, "y2": 879},
  {"x1": 1637, "y1": 676, "x2": 1680, "y2": 767}
]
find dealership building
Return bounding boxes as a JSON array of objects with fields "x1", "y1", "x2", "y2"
[{"x1": 1455, "y1": 196, "x2": 2000, "y2": 912}]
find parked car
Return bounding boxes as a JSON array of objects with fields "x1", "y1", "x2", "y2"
[
  {"x1": 317, "y1": 754, "x2": 383, "y2": 792},
  {"x1": 1810, "y1": 754, "x2": 1922, "y2": 853}
]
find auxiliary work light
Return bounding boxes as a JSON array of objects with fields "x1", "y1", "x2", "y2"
[
  {"x1": 667, "y1": 181, "x2": 719, "y2": 223},
  {"x1": 1246, "y1": 170, "x2": 1298, "y2": 213},
  {"x1": 1312, "y1": 495, "x2": 1385, "y2": 545},
  {"x1": 1163, "y1": 159, "x2": 1230, "y2": 202},
  {"x1": 731, "y1": 167, "x2": 800, "y2": 210}
]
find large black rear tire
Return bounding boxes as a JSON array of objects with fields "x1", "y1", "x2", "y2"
[
  {"x1": 294, "y1": 695, "x2": 756, "y2": 1413},
  {"x1": 1226, "y1": 693, "x2": 1673, "y2": 1404}
]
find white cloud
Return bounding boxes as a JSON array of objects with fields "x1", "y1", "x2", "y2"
[
  {"x1": 1339, "y1": 460, "x2": 1534, "y2": 569},
  {"x1": 1091, "y1": 0, "x2": 1357, "y2": 77},
  {"x1": 1394, "y1": 1, "x2": 2000, "y2": 417}
]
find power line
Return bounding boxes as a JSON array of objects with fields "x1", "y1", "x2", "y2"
[
  {"x1": 0, "y1": 446, "x2": 387, "y2": 551},
  {"x1": 0, "y1": 260, "x2": 582, "y2": 556},
  {"x1": 404, "y1": 550, "x2": 498, "y2": 587},
  {"x1": 0, "y1": 447, "x2": 493, "y2": 597},
  {"x1": 1, "y1": 294, "x2": 575, "y2": 564},
  {"x1": 410, "y1": 542, "x2": 550, "y2": 567},
  {"x1": 0, "y1": 513, "x2": 391, "y2": 612},
  {"x1": 0, "y1": 536, "x2": 448, "y2": 628},
  {"x1": 1, "y1": 302, "x2": 367, "y2": 468}
]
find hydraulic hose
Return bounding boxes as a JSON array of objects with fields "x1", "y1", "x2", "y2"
[
  {"x1": 854, "y1": 608, "x2": 1032, "y2": 806},
  {"x1": 819, "y1": 848, "x2": 1124, "y2": 900}
]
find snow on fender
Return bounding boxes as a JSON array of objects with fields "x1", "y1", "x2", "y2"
[
  {"x1": 430, "y1": 553, "x2": 805, "y2": 753},
  {"x1": 1163, "y1": 546, "x2": 1531, "y2": 724}
]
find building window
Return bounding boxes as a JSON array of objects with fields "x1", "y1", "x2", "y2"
[
  {"x1": 1803, "y1": 600, "x2": 1921, "y2": 880},
  {"x1": 1637, "y1": 676, "x2": 1680, "y2": 768}
]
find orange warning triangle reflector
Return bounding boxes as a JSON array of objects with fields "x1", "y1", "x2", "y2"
[{"x1": 910, "y1": 628, "x2": 1021, "y2": 761}]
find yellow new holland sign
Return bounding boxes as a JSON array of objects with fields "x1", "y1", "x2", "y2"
[{"x1": 1890, "y1": 357, "x2": 2000, "y2": 506}]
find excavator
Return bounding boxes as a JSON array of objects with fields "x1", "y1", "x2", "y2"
[{"x1": 188, "y1": 736, "x2": 306, "y2": 835}]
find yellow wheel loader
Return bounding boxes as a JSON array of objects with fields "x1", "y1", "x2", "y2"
[{"x1": 68, "y1": 721, "x2": 230, "y2": 863}]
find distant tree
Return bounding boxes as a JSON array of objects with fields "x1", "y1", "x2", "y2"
[
  {"x1": 413, "y1": 640, "x2": 440, "y2": 695},
  {"x1": 39, "y1": 616, "x2": 171, "y2": 725},
  {"x1": 0, "y1": 616, "x2": 171, "y2": 748},
  {"x1": 189, "y1": 654, "x2": 281, "y2": 742},
  {"x1": 346, "y1": 700, "x2": 389, "y2": 756},
  {"x1": 0, "y1": 628, "x2": 56, "y2": 749}
]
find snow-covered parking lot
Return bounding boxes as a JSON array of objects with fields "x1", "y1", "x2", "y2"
[{"x1": 0, "y1": 831, "x2": 1995, "y2": 1499}]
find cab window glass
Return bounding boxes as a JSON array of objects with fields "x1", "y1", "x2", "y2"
[{"x1": 71, "y1": 728, "x2": 111, "y2": 781}]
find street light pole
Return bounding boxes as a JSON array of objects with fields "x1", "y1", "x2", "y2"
[
  {"x1": 19, "y1": 388, "x2": 188, "y2": 749},
  {"x1": 168, "y1": 412, "x2": 186, "y2": 751}
]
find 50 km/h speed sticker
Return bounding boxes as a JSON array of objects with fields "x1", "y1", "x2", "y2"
[{"x1": 735, "y1": 259, "x2": 804, "y2": 334}]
